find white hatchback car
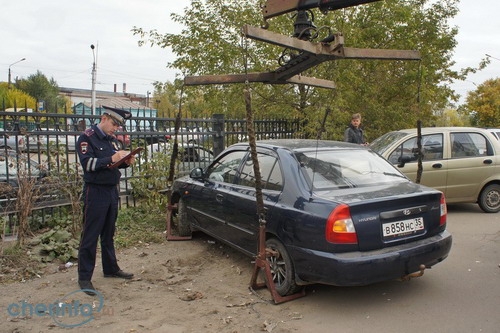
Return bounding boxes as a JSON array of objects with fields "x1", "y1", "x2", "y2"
[{"x1": 370, "y1": 127, "x2": 500, "y2": 213}]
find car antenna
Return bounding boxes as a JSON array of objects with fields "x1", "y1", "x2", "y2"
[{"x1": 309, "y1": 107, "x2": 331, "y2": 200}]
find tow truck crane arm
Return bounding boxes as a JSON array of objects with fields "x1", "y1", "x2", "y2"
[{"x1": 262, "y1": 0, "x2": 382, "y2": 19}]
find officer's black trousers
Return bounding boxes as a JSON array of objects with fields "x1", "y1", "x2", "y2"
[{"x1": 78, "y1": 183, "x2": 120, "y2": 281}]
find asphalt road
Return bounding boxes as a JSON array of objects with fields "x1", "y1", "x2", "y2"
[{"x1": 286, "y1": 203, "x2": 500, "y2": 333}]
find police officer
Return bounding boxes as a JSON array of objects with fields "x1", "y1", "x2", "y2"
[{"x1": 76, "y1": 106, "x2": 135, "y2": 296}]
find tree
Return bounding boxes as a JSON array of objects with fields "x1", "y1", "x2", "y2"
[
  {"x1": 463, "y1": 78, "x2": 500, "y2": 127},
  {"x1": 153, "y1": 79, "x2": 213, "y2": 119},
  {"x1": 133, "y1": 0, "x2": 483, "y2": 139},
  {"x1": 0, "y1": 82, "x2": 36, "y2": 111},
  {"x1": 15, "y1": 71, "x2": 68, "y2": 113},
  {"x1": 433, "y1": 107, "x2": 470, "y2": 127}
]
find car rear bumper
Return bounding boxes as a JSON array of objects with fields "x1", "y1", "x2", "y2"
[{"x1": 288, "y1": 231, "x2": 452, "y2": 286}]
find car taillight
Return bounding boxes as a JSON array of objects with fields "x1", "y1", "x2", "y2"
[
  {"x1": 325, "y1": 204, "x2": 358, "y2": 244},
  {"x1": 440, "y1": 194, "x2": 447, "y2": 226}
]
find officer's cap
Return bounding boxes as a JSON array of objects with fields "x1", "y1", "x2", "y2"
[{"x1": 102, "y1": 106, "x2": 132, "y2": 126}]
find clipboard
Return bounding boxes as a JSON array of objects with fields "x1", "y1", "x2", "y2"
[{"x1": 109, "y1": 147, "x2": 143, "y2": 168}]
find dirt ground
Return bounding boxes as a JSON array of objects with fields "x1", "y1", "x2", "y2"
[
  {"x1": 2, "y1": 204, "x2": 499, "y2": 333},
  {"x1": 1, "y1": 234, "x2": 307, "y2": 332}
]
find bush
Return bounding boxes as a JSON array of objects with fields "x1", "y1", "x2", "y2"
[{"x1": 30, "y1": 227, "x2": 79, "y2": 263}]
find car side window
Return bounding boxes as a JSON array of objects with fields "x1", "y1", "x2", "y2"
[
  {"x1": 388, "y1": 134, "x2": 443, "y2": 164},
  {"x1": 206, "y1": 151, "x2": 246, "y2": 183},
  {"x1": 238, "y1": 153, "x2": 283, "y2": 191},
  {"x1": 451, "y1": 133, "x2": 488, "y2": 158}
]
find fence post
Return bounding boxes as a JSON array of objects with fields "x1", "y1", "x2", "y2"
[{"x1": 212, "y1": 114, "x2": 225, "y2": 158}]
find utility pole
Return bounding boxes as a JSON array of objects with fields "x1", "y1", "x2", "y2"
[
  {"x1": 90, "y1": 44, "x2": 97, "y2": 115},
  {"x1": 8, "y1": 58, "x2": 26, "y2": 89}
]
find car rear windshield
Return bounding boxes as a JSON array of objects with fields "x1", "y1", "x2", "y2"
[
  {"x1": 296, "y1": 149, "x2": 407, "y2": 190},
  {"x1": 369, "y1": 131, "x2": 408, "y2": 155}
]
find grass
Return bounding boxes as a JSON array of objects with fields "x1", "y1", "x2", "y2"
[
  {"x1": 114, "y1": 205, "x2": 167, "y2": 248},
  {"x1": 0, "y1": 243, "x2": 44, "y2": 283}
]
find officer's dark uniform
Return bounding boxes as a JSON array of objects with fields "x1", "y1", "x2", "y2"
[{"x1": 76, "y1": 115, "x2": 130, "y2": 282}]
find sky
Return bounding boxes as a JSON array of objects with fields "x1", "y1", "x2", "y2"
[{"x1": 1, "y1": 0, "x2": 498, "y2": 105}]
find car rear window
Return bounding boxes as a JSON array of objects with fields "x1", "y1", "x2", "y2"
[{"x1": 296, "y1": 149, "x2": 407, "y2": 190}]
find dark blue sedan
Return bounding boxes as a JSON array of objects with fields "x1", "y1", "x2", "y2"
[{"x1": 171, "y1": 140, "x2": 452, "y2": 296}]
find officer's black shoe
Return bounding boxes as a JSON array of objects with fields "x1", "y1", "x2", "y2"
[
  {"x1": 104, "y1": 270, "x2": 134, "y2": 279},
  {"x1": 78, "y1": 280, "x2": 97, "y2": 296}
]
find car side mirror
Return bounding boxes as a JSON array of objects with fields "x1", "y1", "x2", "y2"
[
  {"x1": 190, "y1": 167, "x2": 204, "y2": 180},
  {"x1": 397, "y1": 155, "x2": 413, "y2": 168}
]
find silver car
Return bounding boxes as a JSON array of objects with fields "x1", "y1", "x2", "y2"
[
  {"x1": 143, "y1": 142, "x2": 214, "y2": 176},
  {"x1": 371, "y1": 127, "x2": 500, "y2": 213},
  {"x1": 0, "y1": 129, "x2": 26, "y2": 151}
]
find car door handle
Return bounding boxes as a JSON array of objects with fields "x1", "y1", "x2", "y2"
[
  {"x1": 432, "y1": 163, "x2": 442, "y2": 168},
  {"x1": 216, "y1": 194, "x2": 224, "y2": 203},
  {"x1": 483, "y1": 159, "x2": 493, "y2": 165}
]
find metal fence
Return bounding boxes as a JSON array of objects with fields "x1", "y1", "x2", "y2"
[{"x1": 0, "y1": 108, "x2": 303, "y2": 221}]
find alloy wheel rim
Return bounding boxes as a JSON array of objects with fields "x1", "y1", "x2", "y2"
[{"x1": 268, "y1": 251, "x2": 286, "y2": 287}]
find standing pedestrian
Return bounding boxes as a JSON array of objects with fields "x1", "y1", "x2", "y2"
[
  {"x1": 76, "y1": 106, "x2": 135, "y2": 296},
  {"x1": 344, "y1": 113, "x2": 367, "y2": 145}
]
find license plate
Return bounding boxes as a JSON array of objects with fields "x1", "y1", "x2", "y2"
[{"x1": 382, "y1": 217, "x2": 424, "y2": 239}]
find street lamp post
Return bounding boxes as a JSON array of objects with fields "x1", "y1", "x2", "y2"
[
  {"x1": 8, "y1": 58, "x2": 26, "y2": 89},
  {"x1": 90, "y1": 44, "x2": 97, "y2": 115}
]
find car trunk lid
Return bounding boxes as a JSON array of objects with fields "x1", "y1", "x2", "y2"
[{"x1": 316, "y1": 181, "x2": 444, "y2": 251}]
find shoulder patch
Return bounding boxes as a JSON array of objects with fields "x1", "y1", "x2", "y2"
[
  {"x1": 84, "y1": 128, "x2": 95, "y2": 137},
  {"x1": 80, "y1": 142, "x2": 89, "y2": 154}
]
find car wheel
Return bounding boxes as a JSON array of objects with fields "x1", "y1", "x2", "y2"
[
  {"x1": 176, "y1": 198, "x2": 192, "y2": 236},
  {"x1": 265, "y1": 238, "x2": 300, "y2": 296},
  {"x1": 478, "y1": 184, "x2": 500, "y2": 213}
]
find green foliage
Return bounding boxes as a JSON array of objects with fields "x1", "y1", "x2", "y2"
[
  {"x1": 14, "y1": 70, "x2": 68, "y2": 112},
  {"x1": 433, "y1": 108, "x2": 470, "y2": 127},
  {"x1": 115, "y1": 206, "x2": 166, "y2": 248},
  {"x1": 463, "y1": 78, "x2": 500, "y2": 127},
  {"x1": 30, "y1": 227, "x2": 79, "y2": 263},
  {"x1": 0, "y1": 82, "x2": 36, "y2": 111},
  {"x1": 133, "y1": 0, "x2": 487, "y2": 139},
  {"x1": 130, "y1": 144, "x2": 173, "y2": 210}
]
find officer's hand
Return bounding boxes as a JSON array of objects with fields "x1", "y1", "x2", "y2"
[
  {"x1": 112, "y1": 150, "x2": 129, "y2": 163},
  {"x1": 125, "y1": 155, "x2": 136, "y2": 165}
]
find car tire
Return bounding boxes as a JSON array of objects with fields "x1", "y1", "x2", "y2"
[
  {"x1": 176, "y1": 198, "x2": 192, "y2": 236},
  {"x1": 478, "y1": 184, "x2": 500, "y2": 213},
  {"x1": 265, "y1": 238, "x2": 301, "y2": 296}
]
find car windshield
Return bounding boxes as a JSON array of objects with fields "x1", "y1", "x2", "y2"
[
  {"x1": 296, "y1": 149, "x2": 407, "y2": 190},
  {"x1": 370, "y1": 131, "x2": 408, "y2": 155}
]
